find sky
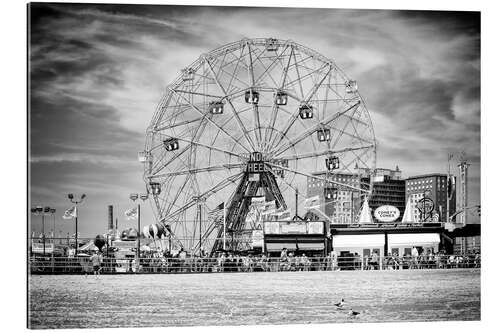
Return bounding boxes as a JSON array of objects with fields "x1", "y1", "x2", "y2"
[{"x1": 28, "y1": 3, "x2": 480, "y2": 238}]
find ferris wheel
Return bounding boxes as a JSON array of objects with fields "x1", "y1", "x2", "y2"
[{"x1": 142, "y1": 38, "x2": 376, "y2": 254}]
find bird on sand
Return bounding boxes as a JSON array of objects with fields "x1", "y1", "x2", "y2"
[
  {"x1": 348, "y1": 309, "x2": 360, "y2": 317},
  {"x1": 334, "y1": 298, "x2": 345, "y2": 308}
]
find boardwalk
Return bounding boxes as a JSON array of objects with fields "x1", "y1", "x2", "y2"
[{"x1": 28, "y1": 269, "x2": 480, "y2": 329}]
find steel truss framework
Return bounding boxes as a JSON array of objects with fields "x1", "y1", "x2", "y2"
[{"x1": 143, "y1": 38, "x2": 377, "y2": 253}]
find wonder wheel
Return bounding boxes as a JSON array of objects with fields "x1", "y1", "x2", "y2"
[{"x1": 142, "y1": 38, "x2": 376, "y2": 254}]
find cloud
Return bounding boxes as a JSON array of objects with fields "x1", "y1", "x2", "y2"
[{"x1": 29, "y1": 4, "x2": 481, "y2": 235}]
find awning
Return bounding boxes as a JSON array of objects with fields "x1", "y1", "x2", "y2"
[
  {"x1": 298, "y1": 243, "x2": 325, "y2": 250},
  {"x1": 266, "y1": 243, "x2": 297, "y2": 251},
  {"x1": 388, "y1": 233, "x2": 440, "y2": 247},
  {"x1": 332, "y1": 234, "x2": 384, "y2": 248}
]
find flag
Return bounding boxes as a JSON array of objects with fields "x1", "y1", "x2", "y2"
[
  {"x1": 272, "y1": 209, "x2": 291, "y2": 221},
  {"x1": 125, "y1": 207, "x2": 138, "y2": 220},
  {"x1": 304, "y1": 195, "x2": 321, "y2": 209},
  {"x1": 62, "y1": 206, "x2": 77, "y2": 219},
  {"x1": 208, "y1": 202, "x2": 225, "y2": 225}
]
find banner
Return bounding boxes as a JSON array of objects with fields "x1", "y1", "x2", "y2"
[{"x1": 304, "y1": 195, "x2": 320, "y2": 209}]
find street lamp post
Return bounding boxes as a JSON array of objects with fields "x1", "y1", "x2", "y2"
[
  {"x1": 68, "y1": 193, "x2": 86, "y2": 255},
  {"x1": 31, "y1": 206, "x2": 54, "y2": 256},
  {"x1": 130, "y1": 192, "x2": 149, "y2": 269}
]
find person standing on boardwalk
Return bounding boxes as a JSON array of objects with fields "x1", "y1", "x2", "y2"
[
  {"x1": 279, "y1": 248, "x2": 288, "y2": 271},
  {"x1": 90, "y1": 250, "x2": 103, "y2": 278},
  {"x1": 411, "y1": 246, "x2": 419, "y2": 269}
]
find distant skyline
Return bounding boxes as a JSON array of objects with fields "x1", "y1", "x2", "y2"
[{"x1": 29, "y1": 4, "x2": 480, "y2": 237}]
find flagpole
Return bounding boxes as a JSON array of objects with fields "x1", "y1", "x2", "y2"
[
  {"x1": 223, "y1": 203, "x2": 226, "y2": 251},
  {"x1": 137, "y1": 203, "x2": 141, "y2": 267},
  {"x1": 74, "y1": 205, "x2": 78, "y2": 256}
]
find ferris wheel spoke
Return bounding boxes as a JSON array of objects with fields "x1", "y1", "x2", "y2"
[
  {"x1": 287, "y1": 48, "x2": 303, "y2": 99},
  {"x1": 263, "y1": 47, "x2": 294, "y2": 150},
  {"x1": 174, "y1": 136, "x2": 248, "y2": 160},
  {"x1": 278, "y1": 145, "x2": 375, "y2": 161},
  {"x1": 171, "y1": 88, "x2": 223, "y2": 100},
  {"x1": 266, "y1": 87, "x2": 324, "y2": 150},
  {"x1": 148, "y1": 163, "x2": 244, "y2": 179},
  {"x1": 348, "y1": 147, "x2": 372, "y2": 170},
  {"x1": 154, "y1": 116, "x2": 204, "y2": 132},
  {"x1": 204, "y1": 56, "x2": 257, "y2": 151},
  {"x1": 244, "y1": 41, "x2": 264, "y2": 147},
  {"x1": 271, "y1": 101, "x2": 361, "y2": 156},
  {"x1": 161, "y1": 172, "x2": 243, "y2": 222},
  {"x1": 254, "y1": 44, "x2": 290, "y2": 86},
  {"x1": 265, "y1": 161, "x2": 369, "y2": 193},
  {"x1": 328, "y1": 123, "x2": 373, "y2": 145},
  {"x1": 253, "y1": 55, "x2": 280, "y2": 88},
  {"x1": 221, "y1": 47, "x2": 249, "y2": 91},
  {"x1": 149, "y1": 144, "x2": 190, "y2": 176},
  {"x1": 297, "y1": 64, "x2": 332, "y2": 103},
  {"x1": 163, "y1": 175, "x2": 192, "y2": 217},
  {"x1": 170, "y1": 88, "x2": 252, "y2": 153}
]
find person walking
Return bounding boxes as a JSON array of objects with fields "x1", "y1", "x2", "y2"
[{"x1": 90, "y1": 250, "x2": 103, "y2": 278}]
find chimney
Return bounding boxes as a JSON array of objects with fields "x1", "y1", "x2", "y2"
[{"x1": 108, "y1": 205, "x2": 114, "y2": 232}]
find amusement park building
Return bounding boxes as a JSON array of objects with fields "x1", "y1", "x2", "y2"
[{"x1": 405, "y1": 173, "x2": 456, "y2": 222}]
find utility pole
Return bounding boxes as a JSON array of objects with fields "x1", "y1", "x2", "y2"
[
  {"x1": 446, "y1": 153, "x2": 453, "y2": 224},
  {"x1": 458, "y1": 153, "x2": 469, "y2": 225}
]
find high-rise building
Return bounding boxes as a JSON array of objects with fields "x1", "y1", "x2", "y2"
[
  {"x1": 307, "y1": 171, "x2": 362, "y2": 224},
  {"x1": 360, "y1": 167, "x2": 406, "y2": 222},
  {"x1": 405, "y1": 174, "x2": 456, "y2": 222}
]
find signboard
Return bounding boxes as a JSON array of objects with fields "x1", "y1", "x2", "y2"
[
  {"x1": 374, "y1": 205, "x2": 400, "y2": 222},
  {"x1": 307, "y1": 221, "x2": 324, "y2": 234},
  {"x1": 251, "y1": 230, "x2": 264, "y2": 248},
  {"x1": 417, "y1": 197, "x2": 435, "y2": 222},
  {"x1": 31, "y1": 243, "x2": 55, "y2": 254},
  {"x1": 264, "y1": 221, "x2": 280, "y2": 234},
  {"x1": 280, "y1": 222, "x2": 307, "y2": 234},
  {"x1": 264, "y1": 221, "x2": 322, "y2": 235}
]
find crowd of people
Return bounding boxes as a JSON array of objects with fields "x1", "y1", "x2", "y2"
[
  {"x1": 30, "y1": 245, "x2": 481, "y2": 274},
  {"x1": 338, "y1": 247, "x2": 481, "y2": 270},
  {"x1": 136, "y1": 248, "x2": 320, "y2": 273}
]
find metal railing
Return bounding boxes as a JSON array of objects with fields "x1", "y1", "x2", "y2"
[{"x1": 29, "y1": 254, "x2": 480, "y2": 274}]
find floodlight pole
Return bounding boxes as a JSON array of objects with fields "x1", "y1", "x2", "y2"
[
  {"x1": 130, "y1": 193, "x2": 148, "y2": 270},
  {"x1": 223, "y1": 203, "x2": 227, "y2": 251}
]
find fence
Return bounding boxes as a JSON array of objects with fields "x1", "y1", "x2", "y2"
[{"x1": 29, "y1": 254, "x2": 480, "y2": 274}]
